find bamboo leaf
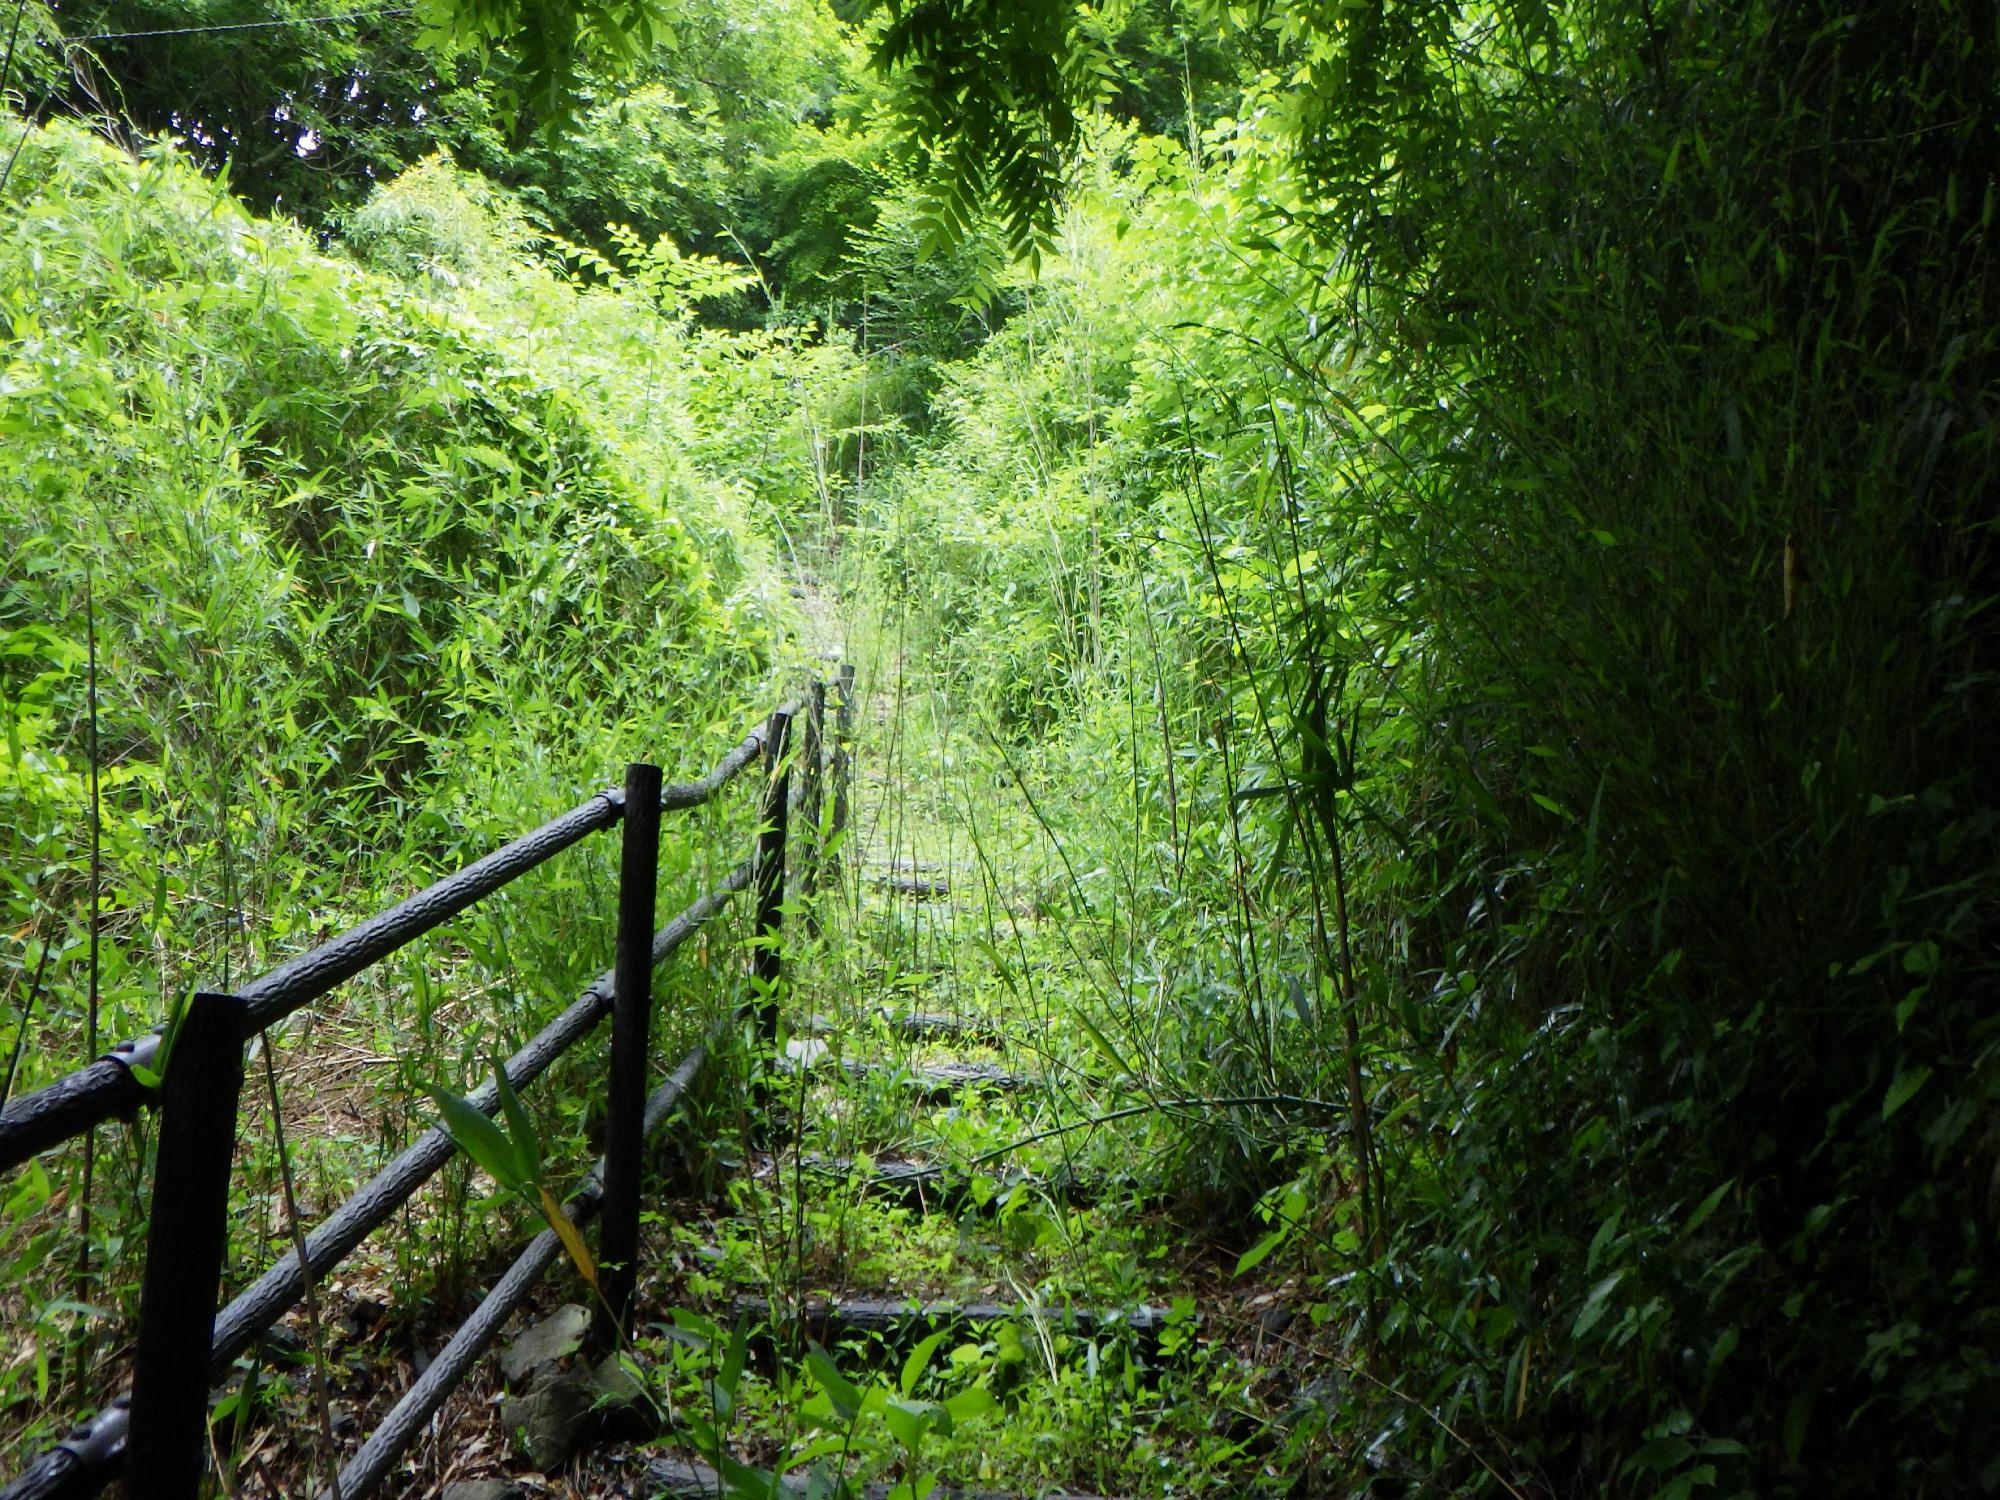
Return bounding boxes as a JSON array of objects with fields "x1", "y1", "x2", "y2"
[
  {"x1": 538, "y1": 1185, "x2": 597, "y2": 1289},
  {"x1": 1881, "y1": 1066, "x2": 1932, "y2": 1121},
  {"x1": 900, "y1": 1328, "x2": 950, "y2": 1398},
  {"x1": 491, "y1": 1056, "x2": 541, "y2": 1187},
  {"x1": 424, "y1": 1084, "x2": 526, "y2": 1194}
]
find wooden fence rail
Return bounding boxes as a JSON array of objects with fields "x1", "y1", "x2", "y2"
[{"x1": 0, "y1": 675, "x2": 847, "y2": 1500}]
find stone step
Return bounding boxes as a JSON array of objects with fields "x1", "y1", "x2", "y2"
[
  {"x1": 804, "y1": 1008, "x2": 1007, "y2": 1047},
  {"x1": 779, "y1": 1050, "x2": 1039, "y2": 1101},
  {"x1": 648, "y1": 1454, "x2": 1124, "y2": 1500},
  {"x1": 874, "y1": 873, "x2": 953, "y2": 900},
  {"x1": 872, "y1": 1059, "x2": 1037, "y2": 1099},
  {"x1": 728, "y1": 1295, "x2": 1177, "y2": 1358},
  {"x1": 794, "y1": 1154, "x2": 1096, "y2": 1211}
]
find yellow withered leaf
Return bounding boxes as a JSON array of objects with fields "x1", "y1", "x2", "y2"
[{"x1": 539, "y1": 1185, "x2": 598, "y2": 1289}]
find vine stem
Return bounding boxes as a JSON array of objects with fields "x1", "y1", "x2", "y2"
[{"x1": 77, "y1": 562, "x2": 102, "y2": 1300}]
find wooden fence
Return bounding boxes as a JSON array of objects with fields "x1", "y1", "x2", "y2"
[{"x1": 0, "y1": 668, "x2": 854, "y2": 1500}]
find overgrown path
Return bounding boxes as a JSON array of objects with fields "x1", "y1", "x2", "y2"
[
  {"x1": 418, "y1": 645, "x2": 1319, "y2": 1499},
  {"x1": 618, "y1": 648, "x2": 1290, "y2": 1497}
]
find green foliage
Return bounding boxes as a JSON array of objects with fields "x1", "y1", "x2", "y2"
[
  {"x1": 0, "y1": 111, "x2": 777, "y2": 1049},
  {"x1": 411, "y1": 0, "x2": 668, "y2": 121},
  {"x1": 867, "y1": 0, "x2": 1115, "y2": 259},
  {"x1": 0, "y1": 2, "x2": 67, "y2": 100},
  {"x1": 742, "y1": 130, "x2": 891, "y2": 314},
  {"x1": 833, "y1": 3, "x2": 1998, "y2": 1489},
  {"x1": 468, "y1": 0, "x2": 856, "y2": 265},
  {"x1": 342, "y1": 153, "x2": 543, "y2": 284},
  {"x1": 0, "y1": 113, "x2": 781, "y2": 1461},
  {"x1": 1095, "y1": 0, "x2": 1256, "y2": 140},
  {"x1": 20, "y1": 0, "x2": 480, "y2": 225},
  {"x1": 424, "y1": 1060, "x2": 599, "y2": 1286},
  {"x1": 4, "y1": 0, "x2": 1995, "y2": 1490},
  {"x1": 23, "y1": 0, "x2": 860, "y2": 290}
]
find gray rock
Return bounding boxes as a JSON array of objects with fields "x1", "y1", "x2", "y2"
[
  {"x1": 441, "y1": 1483, "x2": 525, "y2": 1500},
  {"x1": 587, "y1": 1351, "x2": 658, "y2": 1443},
  {"x1": 256, "y1": 1324, "x2": 306, "y2": 1359},
  {"x1": 499, "y1": 1303, "x2": 593, "y2": 1387},
  {"x1": 589, "y1": 1351, "x2": 648, "y2": 1410},
  {"x1": 500, "y1": 1373, "x2": 593, "y2": 1472},
  {"x1": 1255, "y1": 1301, "x2": 1296, "y2": 1339},
  {"x1": 783, "y1": 1037, "x2": 830, "y2": 1068}
]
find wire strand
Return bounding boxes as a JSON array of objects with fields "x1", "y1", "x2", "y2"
[{"x1": 76, "y1": 8, "x2": 410, "y2": 43}]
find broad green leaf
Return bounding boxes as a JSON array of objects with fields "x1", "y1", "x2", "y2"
[
  {"x1": 883, "y1": 1396, "x2": 931, "y2": 1451},
  {"x1": 941, "y1": 1385, "x2": 998, "y2": 1424},
  {"x1": 1072, "y1": 1008, "x2": 1135, "y2": 1081},
  {"x1": 1624, "y1": 1434, "x2": 1694, "y2": 1473},
  {"x1": 1586, "y1": 1207, "x2": 1624, "y2": 1272},
  {"x1": 491, "y1": 1057, "x2": 540, "y2": 1187},
  {"x1": 1234, "y1": 1226, "x2": 1287, "y2": 1276},
  {"x1": 901, "y1": 1328, "x2": 950, "y2": 1397},
  {"x1": 425, "y1": 1084, "x2": 526, "y2": 1193},
  {"x1": 703, "y1": 1377, "x2": 734, "y2": 1423},
  {"x1": 970, "y1": 937, "x2": 1016, "y2": 989},
  {"x1": 670, "y1": 1308, "x2": 722, "y2": 1348},
  {"x1": 722, "y1": 1315, "x2": 749, "y2": 1397},
  {"x1": 1572, "y1": 1272, "x2": 1625, "y2": 1339},
  {"x1": 1680, "y1": 1180, "x2": 1734, "y2": 1239},
  {"x1": 785, "y1": 1436, "x2": 850, "y2": 1468},
  {"x1": 804, "y1": 1342, "x2": 862, "y2": 1421},
  {"x1": 717, "y1": 1453, "x2": 778, "y2": 1499},
  {"x1": 1882, "y1": 1066, "x2": 1932, "y2": 1121},
  {"x1": 1783, "y1": 1387, "x2": 1815, "y2": 1466}
]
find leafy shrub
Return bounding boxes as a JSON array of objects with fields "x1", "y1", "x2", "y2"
[
  {"x1": 841, "y1": 7, "x2": 1999, "y2": 1486},
  {"x1": 0, "y1": 119, "x2": 782, "y2": 1461}
]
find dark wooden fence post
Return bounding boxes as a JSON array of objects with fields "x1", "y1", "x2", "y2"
[
  {"x1": 599, "y1": 762, "x2": 662, "y2": 1344},
  {"x1": 752, "y1": 710, "x2": 792, "y2": 1057},
  {"x1": 124, "y1": 990, "x2": 247, "y2": 1500}
]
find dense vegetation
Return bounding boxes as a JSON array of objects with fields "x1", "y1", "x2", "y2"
[{"x1": 3, "y1": 0, "x2": 1993, "y2": 1495}]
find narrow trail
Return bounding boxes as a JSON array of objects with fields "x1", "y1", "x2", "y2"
[
  {"x1": 610, "y1": 643, "x2": 1300, "y2": 1498},
  {"x1": 391, "y1": 634, "x2": 1313, "y2": 1499}
]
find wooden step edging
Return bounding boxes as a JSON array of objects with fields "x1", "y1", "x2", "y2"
[
  {"x1": 779, "y1": 1050, "x2": 1039, "y2": 1101},
  {"x1": 728, "y1": 1295, "x2": 1178, "y2": 1352},
  {"x1": 874, "y1": 874, "x2": 953, "y2": 900},
  {"x1": 804, "y1": 1009, "x2": 1008, "y2": 1048},
  {"x1": 795, "y1": 1155, "x2": 1097, "y2": 1212},
  {"x1": 647, "y1": 1454, "x2": 1125, "y2": 1500}
]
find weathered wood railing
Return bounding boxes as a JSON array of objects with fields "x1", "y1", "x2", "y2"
[{"x1": 0, "y1": 670, "x2": 854, "y2": 1500}]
